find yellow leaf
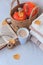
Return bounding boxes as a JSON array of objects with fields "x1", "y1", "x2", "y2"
[
  {"x1": 35, "y1": 20, "x2": 41, "y2": 25},
  {"x1": 13, "y1": 54, "x2": 20, "y2": 60},
  {"x1": 2, "y1": 20, "x2": 7, "y2": 25}
]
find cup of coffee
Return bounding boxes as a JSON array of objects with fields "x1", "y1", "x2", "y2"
[{"x1": 17, "y1": 28, "x2": 29, "y2": 45}]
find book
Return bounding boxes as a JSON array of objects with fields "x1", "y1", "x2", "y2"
[{"x1": 0, "y1": 20, "x2": 17, "y2": 49}]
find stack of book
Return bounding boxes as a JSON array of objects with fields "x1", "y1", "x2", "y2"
[{"x1": 30, "y1": 13, "x2": 43, "y2": 50}]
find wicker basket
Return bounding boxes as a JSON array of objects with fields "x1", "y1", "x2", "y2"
[{"x1": 10, "y1": 0, "x2": 39, "y2": 30}]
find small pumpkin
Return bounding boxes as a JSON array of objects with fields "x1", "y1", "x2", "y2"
[
  {"x1": 13, "y1": 10, "x2": 27, "y2": 21},
  {"x1": 23, "y1": 2, "x2": 38, "y2": 16}
]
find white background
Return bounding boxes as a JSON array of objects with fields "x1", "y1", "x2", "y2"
[{"x1": 0, "y1": 0, "x2": 43, "y2": 65}]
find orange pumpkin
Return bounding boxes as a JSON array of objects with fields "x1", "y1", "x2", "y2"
[
  {"x1": 13, "y1": 11, "x2": 27, "y2": 21},
  {"x1": 23, "y1": 2, "x2": 38, "y2": 16}
]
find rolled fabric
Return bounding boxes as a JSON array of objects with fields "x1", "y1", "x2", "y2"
[
  {"x1": 30, "y1": 35, "x2": 41, "y2": 46},
  {"x1": 31, "y1": 35, "x2": 43, "y2": 51}
]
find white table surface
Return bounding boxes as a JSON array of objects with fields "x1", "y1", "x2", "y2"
[{"x1": 0, "y1": 0, "x2": 43, "y2": 65}]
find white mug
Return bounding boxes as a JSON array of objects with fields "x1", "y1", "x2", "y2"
[{"x1": 17, "y1": 28, "x2": 29, "y2": 45}]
